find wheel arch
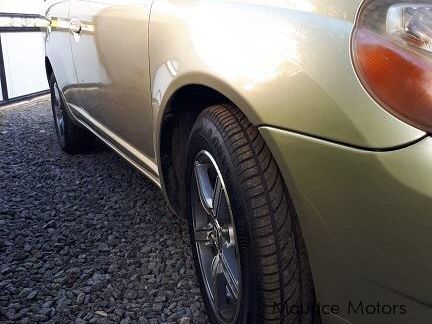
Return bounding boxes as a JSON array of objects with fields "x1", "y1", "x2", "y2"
[{"x1": 157, "y1": 78, "x2": 258, "y2": 215}]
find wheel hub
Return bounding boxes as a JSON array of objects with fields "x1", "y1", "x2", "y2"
[{"x1": 206, "y1": 220, "x2": 234, "y2": 259}]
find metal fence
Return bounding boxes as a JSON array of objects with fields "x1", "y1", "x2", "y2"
[{"x1": 0, "y1": 12, "x2": 49, "y2": 104}]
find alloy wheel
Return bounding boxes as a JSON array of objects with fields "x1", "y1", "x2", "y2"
[
  {"x1": 52, "y1": 81, "x2": 65, "y2": 140},
  {"x1": 191, "y1": 150, "x2": 241, "y2": 324}
]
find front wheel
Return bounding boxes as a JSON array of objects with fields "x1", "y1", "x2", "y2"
[{"x1": 186, "y1": 104, "x2": 319, "y2": 324}]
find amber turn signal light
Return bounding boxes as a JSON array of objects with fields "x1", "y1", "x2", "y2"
[{"x1": 352, "y1": 1, "x2": 432, "y2": 133}]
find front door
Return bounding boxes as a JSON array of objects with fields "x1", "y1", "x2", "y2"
[{"x1": 69, "y1": 0, "x2": 156, "y2": 172}]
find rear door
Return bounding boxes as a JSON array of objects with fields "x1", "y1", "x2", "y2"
[{"x1": 69, "y1": 0, "x2": 156, "y2": 171}]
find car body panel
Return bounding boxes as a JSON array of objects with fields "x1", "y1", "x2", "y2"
[
  {"x1": 261, "y1": 126, "x2": 432, "y2": 324},
  {"x1": 68, "y1": 0, "x2": 156, "y2": 162},
  {"x1": 46, "y1": 0, "x2": 158, "y2": 178}
]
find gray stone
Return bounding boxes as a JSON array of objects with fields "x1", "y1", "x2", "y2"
[
  {"x1": 76, "y1": 292, "x2": 86, "y2": 305},
  {"x1": 26, "y1": 290, "x2": 38, "y2": 300},
  {"x1": 0, "y1": 99, "x2": 208, "y2": 324},
  {"x1": 95, "y1": 311, "x2": 108, "y2": 317}
]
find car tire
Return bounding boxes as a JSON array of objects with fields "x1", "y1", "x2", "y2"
[
  {"x1": 186, "y1": 104, "x2": 320, "y2": 324},
  {"x1": 49, "y1": 73, "x2": 94, "y2": 154}
]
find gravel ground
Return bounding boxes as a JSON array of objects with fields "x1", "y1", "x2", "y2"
[{"x1": 0, "y1": 97, "x2": 208, "y2": 324}]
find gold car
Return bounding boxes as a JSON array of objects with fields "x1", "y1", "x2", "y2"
[{"x1": 44, "y1": 0, "x2": 432, "y2": 323}]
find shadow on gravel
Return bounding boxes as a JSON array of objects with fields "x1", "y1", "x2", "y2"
[{"x1": 0, "y1": 98, "x2": 208, "y2": 324}]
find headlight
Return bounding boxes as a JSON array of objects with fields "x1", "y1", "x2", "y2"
[{"x1": 352, "y1": 1, "x2": 432, "y2": 133}]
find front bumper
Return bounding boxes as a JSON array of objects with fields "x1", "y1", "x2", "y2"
[{"x1": 260, "y1": 126, "x2": 432, "y2": 324}]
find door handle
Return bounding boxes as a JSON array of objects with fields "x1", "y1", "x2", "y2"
[{"x1": 69, "y1": 18, "x2": 82, "y2": 34}]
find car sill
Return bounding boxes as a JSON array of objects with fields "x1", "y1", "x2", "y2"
[{"x1": 67, "y1": 103, "x2": 161, "y2": 188}]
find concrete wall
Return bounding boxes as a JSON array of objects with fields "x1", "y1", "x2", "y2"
[{"x1": 0, "y1": 0, "x2": 48, "y2": 101}]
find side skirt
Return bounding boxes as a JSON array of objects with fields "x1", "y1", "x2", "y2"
[{"x1": 67, "y1": 102, "x2": 161, "y2": 188}]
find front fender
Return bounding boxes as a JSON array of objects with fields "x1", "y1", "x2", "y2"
[{"x1": 149, "y1": 0, "x2": 424, "y2": 152}]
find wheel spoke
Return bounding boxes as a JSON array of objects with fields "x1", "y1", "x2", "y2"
[
  {"x1": 59, "y1": 116, "x2": 64, "y2": 127},
  {"x1": 210, "y1": 255, "x2": 229, "y2": 311},
  {"x1": 52, "y1": 82, "x2": 65, "y2": 137},
  {"x1": 220, "y1": 252, "x2": 240, "y2": 300},
  {"x1": 194, "y1": 161, "x2": 213, "y2": 215},
  {"x1": 194, "y1": 223, "x2": 214, "y2": 246},
  {"x1": 212, "y1": 176, "x2": 224, "y2": 218}
]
